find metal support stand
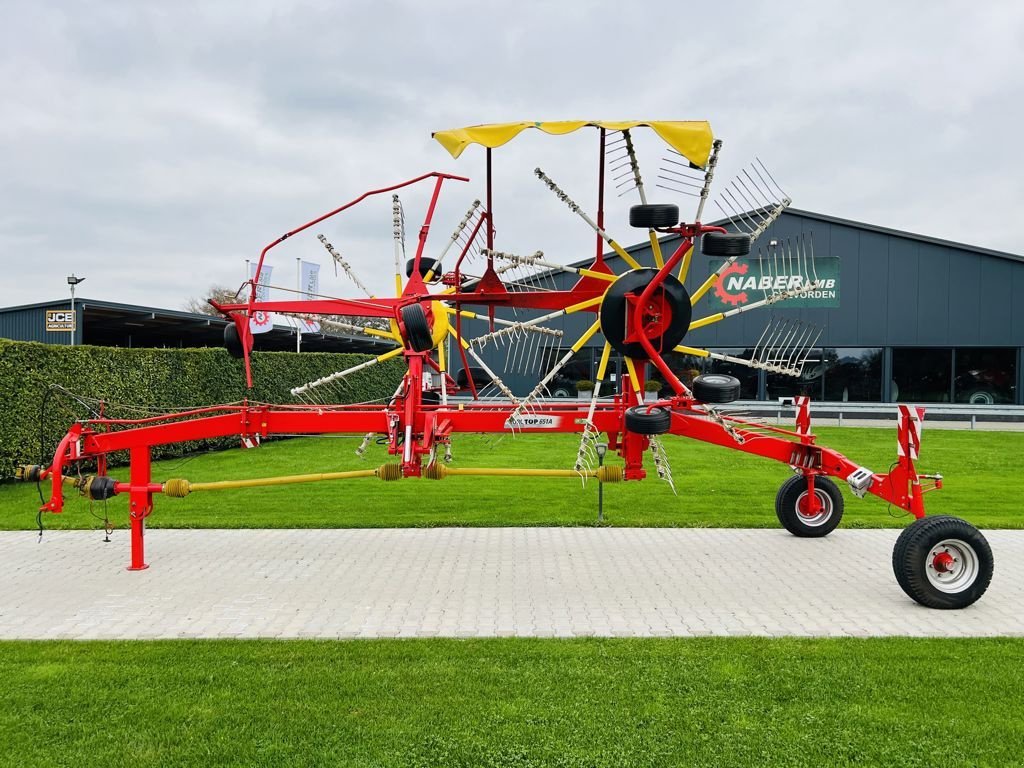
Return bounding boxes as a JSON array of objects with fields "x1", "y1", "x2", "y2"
[
  {"x1": 596, "y1": 442, "x2": 608, "y2": 524},
  {"x1": 127, "y1": 446, "x2": 151, "y2": 570}
]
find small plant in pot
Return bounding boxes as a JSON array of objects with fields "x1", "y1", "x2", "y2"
[
  {"x1": 644, "y1": 379, "x2": 663, "y2": 402},
  {"x1": 575, "y1": 380, "x2": 595, "y2": 395}
]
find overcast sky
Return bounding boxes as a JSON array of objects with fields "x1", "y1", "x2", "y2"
[{"x1": 2, "y1": 0, "x2": 1022, "y2": 310}]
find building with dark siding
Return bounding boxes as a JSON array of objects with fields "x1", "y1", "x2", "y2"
[
  {"x1": 0, "y1": 297, "x2": 393, "y2": 354},
  {"x1": 463, "y1": 208, "x2": 1023, "y2": 405}
]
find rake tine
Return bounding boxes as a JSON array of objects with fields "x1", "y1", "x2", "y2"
[
  {"x1": 657, "y1": 173, "x2": 704, "y2": 189},
  {"x1": 786, "y1": 324, "x2": 813, "y2": 374},
  {"x1": 751, "y1": 320, "x2": 773, "y2": 365},
  {"x1": 713, "y1": 200, "x2": 745, "y2": 233},
  {"x1": 717, "y1": 193, "x2": 753, "y2": 233},
  {"x1": 722, "y1": 189, "x2": 759, "y2": 233},
  {"x1": 733, "y1": 177, "x2": 763, "y2": 221},
  {"x1": 656, "y1": 184, "x2": 698, "y2": 197},
  {"x1": 799, "y1": 327, "x2": 824, "y2": 373},
  {"x1": 740, "y1": 169, "x2": 773, "y2": 209},
  {"x1": 754, "y1": 157, "x2": 789, "y2": 201}
]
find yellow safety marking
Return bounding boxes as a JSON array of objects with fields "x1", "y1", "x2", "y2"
[
  {"x1": 362, "y1": 326, "x2": 402, "y2": 341},
  {"x1": 688, "y1": 313, "x2": 725, "y2": 331},
  {"x1": 429, "y1": 301, "x2": 450, "y2": 346},
  {"x1": 395, "y1": 274, "x2": 403, "y2": 297},
  {"x1": 649, "y1": 232, "x2": 664, "y2": 268},
  {"x1": 623, "y1": 357, "x2": 643, "y2": 399},
  {"x1": 609, "y1": 240, "x2": 641, "y2": 270},
  {"x1": 378, "y1": 347, "x2": 405, "y2": 363},
  {"x1": 427, "y1": 465, "x2": 622, "y2": 482},
  {"x1": 181, "y1": 468, "x2": 379, "y2": 493},
  {"x1": 690, "y1": 271, "x2": 718, "y2": 304},
  {"x1": 596, "y1": 341, "x2": 612, "y2": 380},
  {"x1": 577, "y1": 268, "x2": 618, "y2": 282},
  {"x1": 677, "y1": 244, "x2": 694, "y2": 283},
  {"x1": 438, "y1": 335, "x2": 447, "y2": 372},
  {"x1": 571, "y1": 320, "x2": 602, "y2": 353},
  {"x1": 565, "y1": 296, "x2": 604, "y2": 315},
  {"x1": 673, "y1": 345, "x2": 710, "y2": 358}
]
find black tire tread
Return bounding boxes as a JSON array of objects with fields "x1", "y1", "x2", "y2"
[
  {"x1": 629, "y1": 204, "x2": 679, "y2": 228},
  {"x1": 892, "y1": 515, "x2": 993, "y2": 609},
  {"x1": 624, "y1": 405, "x2": 671, "y2": 435},
  {"x1": 702, "y1": 232, "x2": 752, "y2": 257},
  {"x1": 691, "y1": 374, "x2": 741, "y2": 404},
  {"x1": 406, "y1": 258, "x2": 441, "y2": 280},
  {"x1": 400, "y1": 304, "x2": 434, "y2": 352},
  {"x1": 223, "y1": 324, "x2": 249, "y2": 359},
  {"x1": 775, "y1": 475, "x2": 844, "y2": 537}
]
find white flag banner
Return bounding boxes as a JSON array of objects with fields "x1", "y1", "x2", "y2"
[
  {"x1": 301, "y1": 261, "x2": 320, "y2": 298},
  {"x1": 248, "y1": 263, "x2": 275, "y2": 335},
  {"x1": 298, "y1": 261, "x2": 321, "y2": 334}
]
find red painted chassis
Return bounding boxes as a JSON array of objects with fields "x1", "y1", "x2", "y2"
[{"x1": 37, "y1": 171, "x2": 940, "y2": 571}]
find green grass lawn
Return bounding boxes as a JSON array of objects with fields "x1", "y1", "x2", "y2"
[
  {"x1": 2, "y1": 427, "x2": 1021, "y2": 531},
  {"x1": 1, "y1": 638, "x2": 1021, "y2": 767}
]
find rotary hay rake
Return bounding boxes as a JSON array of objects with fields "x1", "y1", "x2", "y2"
[{"x1": 18, "y1": 120, "x2": 993, "y2": 609}]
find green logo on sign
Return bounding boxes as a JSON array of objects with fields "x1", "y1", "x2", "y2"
[{"x1": 708, "y1": 256, "x2": 840, "y2": 309}]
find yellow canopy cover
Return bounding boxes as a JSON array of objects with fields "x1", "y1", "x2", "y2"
[{"x1": 433, "y1": 120, "x2": 715, "y2": 168}]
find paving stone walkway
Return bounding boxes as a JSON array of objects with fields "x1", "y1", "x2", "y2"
[{"x1": 1, "y1": 528, "x2": 1021, "y2": 639}]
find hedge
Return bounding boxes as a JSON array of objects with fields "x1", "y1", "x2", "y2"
[{"x1": 0, "y1": 340, "x2": 405, "y2": 475}]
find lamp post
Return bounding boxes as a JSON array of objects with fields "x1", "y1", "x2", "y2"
[
  {"x1": 67, "y1": 274, "x2": 85, "y2": 346},
  {"x1": 596, "y1": 442, "x2": 608, "y2": 524}
]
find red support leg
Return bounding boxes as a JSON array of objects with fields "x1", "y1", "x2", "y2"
[{"x1": 128, "y1": 446, "x2": 152, "y2": 571}]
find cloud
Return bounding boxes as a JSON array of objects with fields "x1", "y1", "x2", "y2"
[{"x1": 1, "y1": 0, "x2": 1021, "y2": 310}]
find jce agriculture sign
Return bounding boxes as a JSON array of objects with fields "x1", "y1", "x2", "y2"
[
  {"x1": 45, "y1": 310, "x2": 76, "y2": 332},
  {"x1": 708, "y1": 256, "x2": 840, "y2": 309}
]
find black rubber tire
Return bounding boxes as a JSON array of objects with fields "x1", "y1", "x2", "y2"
[
  {"x1": 691, "y1": 374, "x2": 741, "y2": 403},
  {"x1": 599, "y1": 268, "x2": 692, "y2": 359},
  {"x1": 892, "y1": 515, "x2": 993, "y2": 609},
  {"x1": 406, "y1": 258, "x2": 441, "y2": 280},
  {"x1": 702, "y1": 232, "x2": 751, "y2": 257},
  {"x1": 456, "y1": 367, "x2": 490, "y2": 389},
  {"x1": 775, "y1": 475, "x2": 844, "y2": 537},
  {"x1": 420, "y1": 390, "x2": 441, "y2": 405},
  {"x1": 629, "y1": 204, "x2": 679, "y2": 228},
  {"x1": 624, "y1": 405, "x2": 671, "y2": 435},
  {"x1": 400, "y1": 304, "x2": 434, "y2": 352},
  {"x1": 223, "y1": 324, "x2": 251, "y2": 359}
]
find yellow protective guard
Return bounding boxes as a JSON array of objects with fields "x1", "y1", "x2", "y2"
[{"x1": 433, "y1": 121, "x2": 715, "y2": 168}]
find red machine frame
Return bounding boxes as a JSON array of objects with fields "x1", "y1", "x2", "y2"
[{"x1": 32, "y1": 163, "x2": 941, "y2": 572}]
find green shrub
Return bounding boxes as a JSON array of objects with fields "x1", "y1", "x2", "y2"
[
  {"x1": 644, "y1": 379, "x2": 663, "y2": 392},
  {"x1": 0, "y1": 340, "x2": 404, "y2": 475},
  {"x1": 574, "y1": 380, "x2": 595, "y2": 392}
]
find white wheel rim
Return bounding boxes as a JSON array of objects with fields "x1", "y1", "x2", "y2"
[
  {"x1": 926, "y1": 538, "x2": 980, "y2": 593},
  {"x1": 795, "y1": 489, "x2": 833, "y2": 527}
]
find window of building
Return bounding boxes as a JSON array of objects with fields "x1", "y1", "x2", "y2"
[
  {"x1": 891, "y1": 348, "x2": 952, "y2": 402},
  {"x1": 765, "y1": 350, "x2": 823, "y2": 401},
  {"x1": 954, "y1": 348, "x2": 1017, "y2": 404},
  {"x1": 541, "y1": 347, "x2": 593, "y2": 397},
  {"x1": 648, "y1": 349, "x2": 758, "y2": 399},
  {"x1": 706, "y1": 349, "x2": 759, "y2": 399},
  {"x1": 822, "y1": 348, "x2": 883, "y2": 402}
]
